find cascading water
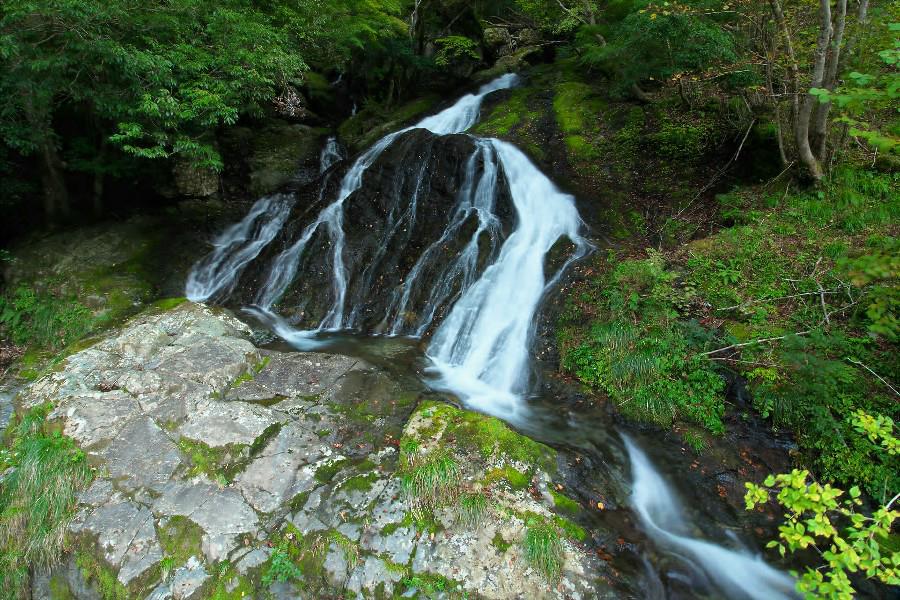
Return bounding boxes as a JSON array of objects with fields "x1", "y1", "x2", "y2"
[
  {"x1": 623, "y1": 435, "x2": 797, "y2": 599},
  {"x1": 253, "y1": 73, "x2": 519, "y2": 318},
  {"x1": 319, "y1": 136, "x2": 344, "y2": 173},
  {"x1": 426, "y1": 139, "x2": 588, "y2": 420},
  {"x1": 185, "y1": 193, "x2": 294, "y2": 302}
]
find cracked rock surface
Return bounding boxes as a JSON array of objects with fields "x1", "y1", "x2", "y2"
[{"x1": 23, "y1": 302, "x2": 611, "y2": 599}]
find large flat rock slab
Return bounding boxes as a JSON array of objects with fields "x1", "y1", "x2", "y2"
[{"x1": 23, "y1": 302, "x2": 613, "y2": 599}]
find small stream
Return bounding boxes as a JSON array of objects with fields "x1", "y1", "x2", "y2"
[{"x1": 188, "y1": 75, "x2": 798, "y2": 598}]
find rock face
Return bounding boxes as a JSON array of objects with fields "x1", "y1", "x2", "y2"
[
  {"x1": 22, "y1": 302, "x2": 611, "y2": 599},
  {"x1": 233, "y1": 127, "x2": 517, "y2": 334}
]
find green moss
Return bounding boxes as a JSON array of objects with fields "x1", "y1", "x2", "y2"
[
  {"x1": 338, "y1": 473, "x2": 378, "y2": 493},
  {"x1": 48, "y1": 575, "x2": 74, "y2": 600},
  {"x1": 564, "y1": 134, "x2": 599, "y2": 160},
  {"x1": 407, "y1": 401, "x2": 556, "y2": 474},
  {"x1": 339, "y1": 96, "x2": 440, "y2": 152},
  {"x1": 287, "y1": 490, "x2": 311, "y2": 513},
  {"x1": 484, "y1": 466, "x2": 532, "y2": 491},
  {"x1": 207, "y1": 567, "x2": 254, "y2": 600},
  {"x1": 553, "y1": 515, "x2": 587, "y2": 542},
  {"x1": 491, "y1": 532, "x2": 512, "y2": 553},
  {"x1": 473, "y1": 89, "x2": 532, "y2": 137},
  {"x1": 158, "y1": 516, "x2": 204, "y2": 567},
  {"x1": 550, "y1": 490, "x2": 581, "y2": 516},
  {"x1": 178, "y1": 438, "x2": 245, "y2": 482},
  {"x1": 75, "y1": 552, "x2": 129, "y2": 600},
  {"x1": 400, "y1": 572, "x2": 465, "y2": 598},
  {"x1": 314, "y1": 458, "x2": 351, "y2": 483}
]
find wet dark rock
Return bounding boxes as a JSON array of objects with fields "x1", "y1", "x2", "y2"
[{"x1": 232, "y1": 128, "x2": 521, "y2": 335}]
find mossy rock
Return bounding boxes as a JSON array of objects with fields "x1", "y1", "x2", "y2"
[
  {"x1": 401, "y1": 401, "x2": 557, "y2": 475},
  {"x1": 338, "y1": 95, "x2": 440, "y2": 153}
]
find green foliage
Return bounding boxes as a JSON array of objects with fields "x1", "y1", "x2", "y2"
[
  {"x1": 562, "y1": 252, "x2": 725, "y2": 432},
  {"x1": 0, "y1": 0, "x2": 308, "y2": 171},
  {"x1": 746, "y1": 470, "x2": 899, "y2": 599},
  {"x1": 261, "y1": 524, "x2": 329, "y2": 588},
  {"x1": 810, "y1": 23, "x2": 900, "y2": 154},
  {"x1": 0, "y1": 404, "x2": 93, "y2": 599},
  {"x1": 433, "y1": 36, "x2": 481, "y2": 68},
  {"x1": 0, "y1": 286, "x2": 94, "y2": 349},
  {"x1": 577, "y1": 2, "x2": 739, "y2": 94},
  {"x1": 523, "y1": 522, "x2": 564, "y2": 582},
  {"x1": 840, "y1": 241, "x2": 900, "y2": 341},
  {"x1": 682, "y1": 430, "x2": 707, "y2": 454}
]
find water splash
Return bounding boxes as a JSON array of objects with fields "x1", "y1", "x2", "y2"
[
  {"x1": 623, "y1": 434, "x2": 797, "y2": 600},
  {"x1": 319, "y1": 136, "x2": 344, "y2": 173}
]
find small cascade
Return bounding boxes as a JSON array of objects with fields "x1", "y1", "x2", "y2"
[
  {"x1": 623, "y1": 435, "x2": 796, "y2": 600},
  {"x1": 382, "y1": 139, "x2": 503, "y2": 336},
  {"x1": 185, "y1": 193, "x2": 294, "y2": 302},
  {"x1": 319, "y1": 136, "x2": 344, "y2": 173}
]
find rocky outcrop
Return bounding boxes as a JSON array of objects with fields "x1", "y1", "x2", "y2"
[
  {"x1": 22, "y1": 302, "x2": 612, "y2": 599},
  {"x1": 233, "y1": 128, "x2": 518, "y2": 334}
]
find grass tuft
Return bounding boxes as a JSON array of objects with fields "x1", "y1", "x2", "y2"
[
  {"x1": 524, "y1": 522, "x2": 564, "y2": 582},
  {"x1": 456, "y1": 492, "x2": 488, "y2": 527},
  {"x1": 0, "y1": 404, "x2": 93, "y2": 599},
  {"x1": 400, "y1": 451, "x2": 461, "y2": 516}
]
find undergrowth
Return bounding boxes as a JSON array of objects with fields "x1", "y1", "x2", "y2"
[
  {"x1": 0, "y1": 403, "x2": 93, "y2": 598},
  {"x1": 560, "y1": 165, "x2": 899, "y2": 498}
]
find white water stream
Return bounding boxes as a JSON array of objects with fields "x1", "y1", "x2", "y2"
[{"x1": 624, "y1": 435, "x2": 797, "y2": 599}]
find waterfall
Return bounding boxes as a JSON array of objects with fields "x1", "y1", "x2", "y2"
[
  {"x1": 426, "y1": 140, "x2": 588, "y2": 420},
  {"x1": 185, "y1": 193, "x2": 294, "y2": 303},
  {"x1": 187, "y1": 73, "x2": 799, "y2": 598},
  {"x1": 623, "y1": 435, "x2": 797, "y2": 600},
  {"x1": 254, "y1": 73, "x2": 520, "y2": 315}
]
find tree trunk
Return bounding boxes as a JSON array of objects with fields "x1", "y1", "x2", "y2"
[
  {"x1": 91, "y1": 135, "x2": 108, "y2": 217},
  {"x1": 812, "y1": 0, "x2": 847, "y2": 161},
  {"x1": 794, "y1": 0, "x2": 832, "y2": 181},
  {"x1": 38, "y1": 135, "x2": 70, "y2": 223},
  {"x1": 764, "y1": 29, "x2": 789, "y2": 166},
  {"x1": 768, "y1": 0, "x2": 800, "y2": 124}
]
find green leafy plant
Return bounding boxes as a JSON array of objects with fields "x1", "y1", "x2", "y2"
[
  {"x1": 433, "y1": 36, "x2": 480, "y2": 68},
  {"x1": 745, "y1": 469, "x2": 899, "y2": 599}
]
